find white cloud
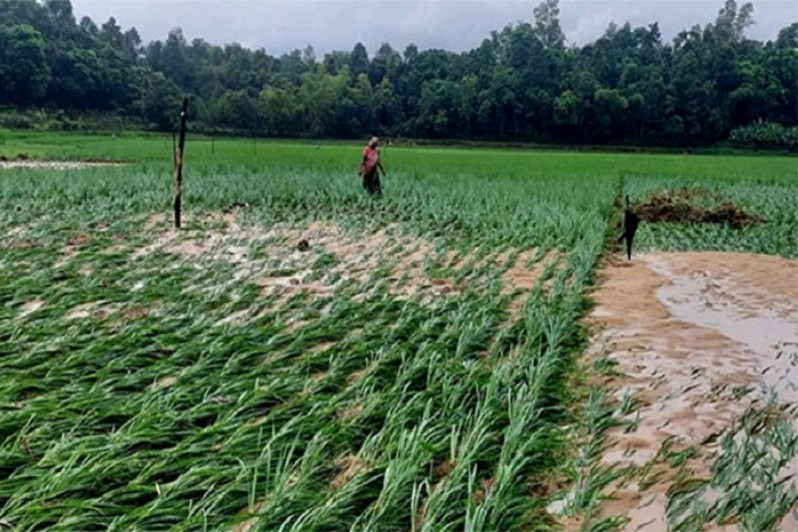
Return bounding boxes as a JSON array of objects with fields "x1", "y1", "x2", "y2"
[{"x1": 70, "y1": 0, "x2": 798, "y2": 56}]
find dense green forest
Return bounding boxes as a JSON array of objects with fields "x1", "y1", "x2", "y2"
[{"x1": 0, "y1": 0, "x2": 796, "y2": 146}]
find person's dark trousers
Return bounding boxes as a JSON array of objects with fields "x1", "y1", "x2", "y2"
[{"x1": 363, "y1": 171, "x2": 381, "y2": 196}]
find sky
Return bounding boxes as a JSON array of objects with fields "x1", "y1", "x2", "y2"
[{"x1": 70, "y1": 0, "x2": 798, "y2": 56}]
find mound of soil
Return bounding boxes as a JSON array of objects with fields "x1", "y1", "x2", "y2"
[
  {"x1": 633, "y1": 188, "x2": 765, "y2": 229},
  {"x1": 0, "y1": 153, "x2": 29, "y2": 162}
]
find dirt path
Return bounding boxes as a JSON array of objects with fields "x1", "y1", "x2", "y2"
[{"x1": 585, "y1": 252, "x2": 798, "y2": 530}]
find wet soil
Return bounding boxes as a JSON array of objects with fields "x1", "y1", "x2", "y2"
[
  {"x1": 501, "y1": 249, "x2": 560, "y2": 316},
  {"x1": 133, "y1": 213, "x2": 560, "y2": 319},
  {"x1": 583, "y1": 252, "x2": 798, "y2": 530}
]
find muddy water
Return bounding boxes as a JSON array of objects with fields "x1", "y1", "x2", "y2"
[
  {"x1": 576, "y1": 252, "x2": 798, "y2": 531},
  {"x1": 647, "y1": 255, "x2": 798, "y2": 404}
]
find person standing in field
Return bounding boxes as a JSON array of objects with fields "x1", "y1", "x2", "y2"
[{"x1": 360, "y1": 136, "x2": 386, "y2": 196}]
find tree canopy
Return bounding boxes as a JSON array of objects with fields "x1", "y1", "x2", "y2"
[{"x1": 0, "y1": 0, "x2": 795, "y2": 145}]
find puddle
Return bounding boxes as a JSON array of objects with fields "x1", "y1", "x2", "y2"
[
  {"x1": 577, "y1": 252, "x2": 798, "y2": 530},
  {"x1": 646, "y1": 255, "x2": 798, "y2": 403}
]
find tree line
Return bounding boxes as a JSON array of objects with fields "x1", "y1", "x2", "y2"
[{"x1": 0, "y1": 0, "x2": 796, "y2": 146}]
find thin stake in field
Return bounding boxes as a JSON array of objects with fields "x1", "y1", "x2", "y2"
[
  {"x1": 173, "y1": 98, "x2": 189, "y2": 229},
  {"x1": 619, "y1": 195, "x2": 640, "y2": 260}
]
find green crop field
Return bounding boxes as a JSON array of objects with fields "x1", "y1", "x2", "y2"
[{"x1": 1, "y1": 131, "x2": 797, "y2": 530}]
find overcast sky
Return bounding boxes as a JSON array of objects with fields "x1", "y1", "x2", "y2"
[{"x1": 70, "y1": 0, "x2": 797, "y2": 56}]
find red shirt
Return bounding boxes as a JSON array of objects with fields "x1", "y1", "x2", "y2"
[{"x1": 362, "y1": 146, "x2": 380, "y2": 174}]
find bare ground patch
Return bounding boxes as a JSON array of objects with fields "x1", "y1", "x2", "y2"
[
  {"x1": 347, "y1": 361, "x2": 376, "y2": 386},
  {"x1": 134, "y1": 214, "x2": 461, "y2": 312},
  {"x1": 579, "y1": 252, "x2": 798, "y2": 530},
  {"x1": 501, "y1": 249, "x2": 561, "y2": 317},
  {"x1": 336, "y1": 402, "x2": 364, "y2": 422},
  {"x1": 67, "y1": 301, "x2": 122, "y2": 321},
  {"x1": 0, "y1": 160, "x2": 128, "y2": 171},
  {"x1": 3, "y1": 238, "x2": 39, "y2": 250},
  {"x1": 54, "y1": 233, "x2": 92, "y2": 268},
  {"x1": 330, "y1": 453, "x2": 371, "y2": 492},
  {"x1": 230, "y1": 501, "x2": 267, "y2": 532},
  {"x1": 125, "y1": 212, "x2": 564, "y2": 356},
  {"x1": 131, "y1": 214, "x2": 565, "y2": 317},
  {"x1": 5, "y1": 222, "x2": 36, "y2": 239},
  {"x1": 153, "y1": 375, "x2": 179, "y2": 390},
  {"x1": 123, "y1": 305, "x2": 148, "y2": 319},
  {"x1": 19, "y1": 299, "x2": 46, "y2": 318}
]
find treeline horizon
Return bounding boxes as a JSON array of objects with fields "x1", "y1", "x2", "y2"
[{"x1": 0, "y1": 0, "x2": 796, "y2": 146}]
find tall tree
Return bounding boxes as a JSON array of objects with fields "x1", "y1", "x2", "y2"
[
  {"x1": 533, "y1": 0, "x2": 565, "y2": 49},
  {"x1": 713, "y1": 0, "x2": 755, "y2": 42},
  {"x1": 350, "y1": 42, "x2": 369, "y2": 77},
  {"x1": 0, "y1": 0, "x2": 794, "y2": 145},
  {"x1": 0, "y1": 24, "x2": 51, "y2": 105}
]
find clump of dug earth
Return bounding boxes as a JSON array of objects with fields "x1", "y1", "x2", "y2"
[
  {"x1": 633, "y1": 187, "x2": 765, "y2": 229},
  {"x1": 0, "y1": 153, "x2": 29, "y2": 162}
]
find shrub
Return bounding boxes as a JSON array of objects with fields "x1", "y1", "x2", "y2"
[{"x1": 729, "y1": 120, "x2": 798, "y2": 151}]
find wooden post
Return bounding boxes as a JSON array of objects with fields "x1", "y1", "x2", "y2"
[{"x1": 173, "y1": 98, "x2": 189, "y2": 229}]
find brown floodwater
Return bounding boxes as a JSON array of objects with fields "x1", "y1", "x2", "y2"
[{"x1": 562, "y1": 252, "x2": 798, "y2": 531}]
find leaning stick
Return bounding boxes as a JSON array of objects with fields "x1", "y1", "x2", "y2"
[{"x1": 173, "y1": 98, "x2": 189, "y2": 229}]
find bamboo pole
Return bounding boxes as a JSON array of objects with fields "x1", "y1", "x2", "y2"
[{"x1": 173, "y1": 98, "x2": 189, "y2": 229}]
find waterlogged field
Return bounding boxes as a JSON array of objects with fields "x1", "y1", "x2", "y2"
[{"x1": 1, "y1": 132, "x2": 797, "y2": 530}]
